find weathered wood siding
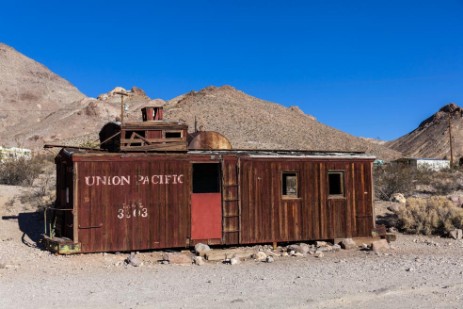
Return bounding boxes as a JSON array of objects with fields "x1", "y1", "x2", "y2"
[
  {"x1": 239, "y1": 158, "x2": 374, "y2": 244},
  {"x1": 74, "y1": 156, "x2": 191, "y2": 253},
  {"x1": 52, "y1": 150, "x2": 374, "y2": 253}
]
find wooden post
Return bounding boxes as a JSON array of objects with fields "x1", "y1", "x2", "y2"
[
  {"x1": 115, "y1": 91, "x2": 129, "y2": 124},
  {"x1": 121, "y1": 94, "x2": 124, "y2": 124},
  {"x1": 448, "y1": 112, "x2": 454, "y2": 167}
]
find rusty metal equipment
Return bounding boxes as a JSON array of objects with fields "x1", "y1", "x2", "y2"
[{"x1": 188, "y1": 131, "x2": 232, "y2": 150}]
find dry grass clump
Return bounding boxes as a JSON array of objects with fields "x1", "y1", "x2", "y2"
[{"x1": 397, "y1": 197, "x2": 463, "y2": 235}]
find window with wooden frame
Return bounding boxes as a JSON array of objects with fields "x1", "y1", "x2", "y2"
[
  {"x1": 328, "y1": 171, "x2": 345, "y2": 197},
  {"x1": 164, "y1": 130, "x2": 183, "y2": 138},
  {"x1": 282, "y1": 172, "x2": 298, "y2": 197}
]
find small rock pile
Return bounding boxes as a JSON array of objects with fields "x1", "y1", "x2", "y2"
[{"x1": 120, "y1": 237, "x2": 394, "y2": 268}]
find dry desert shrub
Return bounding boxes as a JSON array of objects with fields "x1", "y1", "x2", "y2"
[
  {"x1": 1, "y1": 154, "x2": 56, "y2": 211},
  {"x1": 397, "y1": 196, "x2": 463, "y2": 235},
  {"x1": 374, "y1": 164, "x2": 417, "y2": 200},
  {"x1": 431, "y1": 169, "x2": 463, "y2": 195},
  {"x1": 375, "y1": 164, "x2": 463, "y2": 200},
  {"x1": 0, "y1": 157, "x2": 42, "y2": 186}
]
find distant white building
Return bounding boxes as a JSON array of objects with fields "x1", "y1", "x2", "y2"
[
  {"x1": 394, "y1": 158, "x2": 450, "y2": 171},
  {"x1": 0, "y1": 146, "x2": 32, "y2": 162}
]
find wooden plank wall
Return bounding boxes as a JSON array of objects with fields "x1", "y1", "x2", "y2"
[
  {"x1": 60, "y1": 152, "x2": 373, "y2": 252},
  {"x1": 239, "y1": 158, "x2": 374, "y2": 244},
  {"x1": 76, "y1": 159, "x2": 191, "y2": 253}
]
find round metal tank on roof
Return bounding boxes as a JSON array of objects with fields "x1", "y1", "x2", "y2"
[
  {"x1": 99, "y1": 121, "x2": 121, "y2": 152},
  {"x1": 188, "y1": 131, "x2": 232, "y2": 150}
]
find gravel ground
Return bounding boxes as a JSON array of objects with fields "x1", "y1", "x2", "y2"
[{"x1": 1, "y1": 184, "x2": 463, "y2": 309}]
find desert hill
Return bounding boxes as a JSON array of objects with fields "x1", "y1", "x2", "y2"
[
  {"x1": 7, "y1": 86, "x2": 156, "y2": 148},
  {"x1": 0, "y1": 43, "x2": 85, "y2": 145},
  {"x1": 0, "y1": 44, "x2": 154, "y2": 148},
  {"x1": 163, "y1": 86, "x2": 401, "y2": 159},
  {"x1": 0, "y1": 43, "x2": 401, "y2": 159},
  {"x1": 387, "y1": 103, "x2": 463, "y2": 161}
]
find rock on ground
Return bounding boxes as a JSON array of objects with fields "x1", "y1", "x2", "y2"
[
  {"x1": 449, "y1": 229, "x2": 463, "y2": 240},
  {"x1": 125, "y1": 253, "x2": 142, "y2": 267},
  {"x1": 230, "y1": 257, "x2": 241, "y2": 265},
  {"x1": 372, "y1": 239, "x2": 390, "y2": 253},
  {"x1": 390, "y1": 193, "x2": 406, "y2": 204},
  {"x1": 194, "y1": 243, "x2": 211, "y2": 257},
  {"x1": 340, "y1": 238, "x2": 357, "y2": 250},
  {"x1": 253, "y1": 251, "x2": 267, "y2": 261},
  {"x1": 193, "y1": 256, "x2": 205, "y2": 266}
]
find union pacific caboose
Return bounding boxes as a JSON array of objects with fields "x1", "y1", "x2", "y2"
[{"x1": 44, "y1": 106, "x2": 375, "y2": 254}]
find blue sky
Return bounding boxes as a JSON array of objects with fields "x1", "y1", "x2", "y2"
[{"x1": 1, "y1": 0, "x2": 462, "y2": 140}]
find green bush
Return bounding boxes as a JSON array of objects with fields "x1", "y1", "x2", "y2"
[{"x1": 397, "y1": 196, "x2": 463, "y2": 235}]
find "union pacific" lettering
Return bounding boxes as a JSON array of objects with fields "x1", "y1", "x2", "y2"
[{"x1": 84, "y1": 174, "x2": 184, "y2": 186}]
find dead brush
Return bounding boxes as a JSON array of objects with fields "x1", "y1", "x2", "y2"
[
  {"x1": 374, "y1": 164, "x2": 416, "y2": 200},
  {"x1": 1, "y1": 154, "x2": 57, "y2": 212},
  {"x1": 0, "y1": 153, "x2": 55, "y2": 186},
  {"x1": 375, "y1": 164, "x2": 463, "y2": 200},
  {"x1": 397, "y1": 196, "x2": 463, "y2": 235},
  {"x1": 431, "y1": 169, "x2": 463, "y2": 195},
  {"x1": 0, "y1": 157, "x2": 42, "y2": 186},
  {"x1": 18, "y1": 162, "x2": 56, "y2": 212}
]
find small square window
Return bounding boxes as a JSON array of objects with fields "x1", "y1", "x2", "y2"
[
  {"x1": 282, "y1": 172, "x2": 298, "y2": 197},
  {"x1": 328, "y1": 171, "x2": 344, "y2": 196},
  {"x1": 165, "y1": 131, "x2": 182, "y2": 138}
]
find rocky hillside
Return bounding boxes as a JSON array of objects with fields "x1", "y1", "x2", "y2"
[
  {"x1": 0, "y1": 43, "x2": 85, "y2": 145},
  {"x1": 164, "y1": 86, "x2": 401, "y2": 160},
  {"x1": 4, "y1": 86, "x2": 156, "y2": 149},
  {"x1": 387, "y1": 103, "x2": 463, "y2": 160},
  {"x1": 0, "y1": 43, "x2": 155, "y2": 148}
]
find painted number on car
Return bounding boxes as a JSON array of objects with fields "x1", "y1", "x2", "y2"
[{"x1": 117, "y1": 202, "x2": 148, "y2": 219}]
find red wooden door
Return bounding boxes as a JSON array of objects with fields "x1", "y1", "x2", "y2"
[
  {"x1": 191, "y1": 163, "x2": 222, "y2": 240},
  {"x1": 191, "y1": 193, "x2": 222, "y2": 239}
]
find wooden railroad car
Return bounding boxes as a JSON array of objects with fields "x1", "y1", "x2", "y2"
[{"x1": 44, "y1": 149, "x2": 375, "y2": 254}]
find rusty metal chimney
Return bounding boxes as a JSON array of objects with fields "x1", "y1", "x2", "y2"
[{"x1": 141, "y1": 106, "x2": 163, "y2": 121}]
